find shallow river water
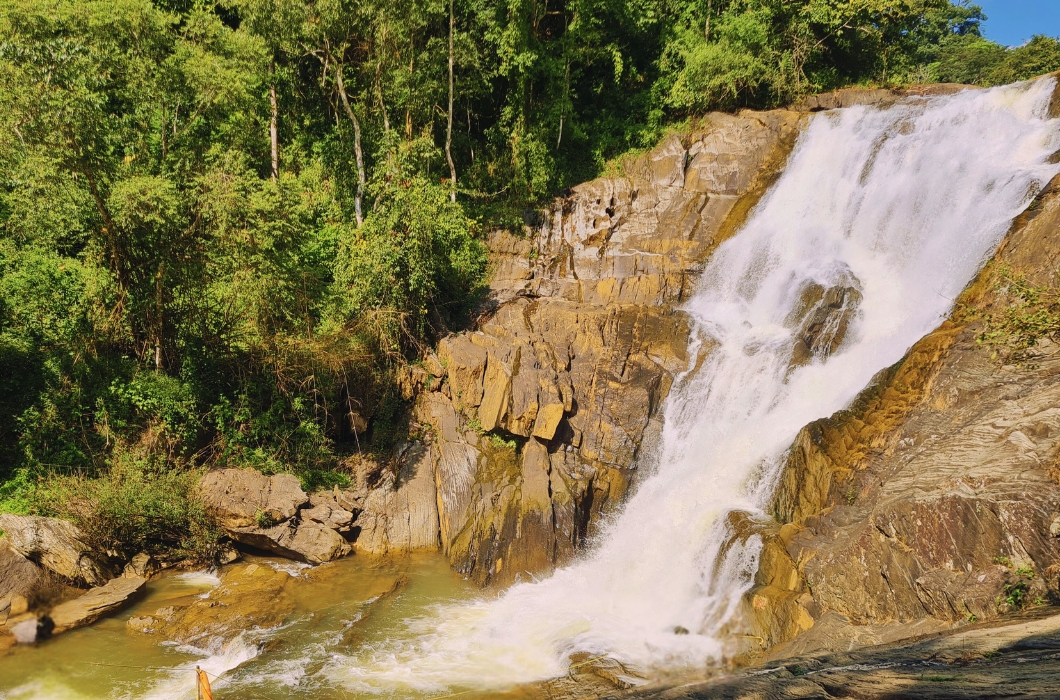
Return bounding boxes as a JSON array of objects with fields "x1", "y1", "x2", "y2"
[{"x1": 0, "y1": 554, "x2": 502, "y2": 700}]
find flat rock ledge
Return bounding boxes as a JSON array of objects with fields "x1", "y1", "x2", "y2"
[
  {"x1": 611, "y1": 607, "x2": 1060, "y2": 700},
  {"x1": 49, "y1": 575, "x2": 146, "y2": 633}
]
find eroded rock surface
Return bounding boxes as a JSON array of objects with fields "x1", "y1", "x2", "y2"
[
  {"x1": 616, "y1": 608, "x2": 1060, "y2": 700},
  {"x1": 0, "y1": 514, "x2": 112, "y2": 586},
  {"x1": 127, "y1": 562, "x2": 296, "y2": 649}
]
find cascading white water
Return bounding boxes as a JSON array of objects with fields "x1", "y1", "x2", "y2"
[{"x1": 330, "y1": 79, "x2": 1060, "y2": 694}]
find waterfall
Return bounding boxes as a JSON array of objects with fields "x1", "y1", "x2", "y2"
[{"x1": 333, "y1": 79, "x2": 1060, "y2": 694}]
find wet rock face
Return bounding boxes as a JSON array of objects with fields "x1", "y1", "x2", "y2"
[
  {"x1": 127, "y1": 562, "x2": 295, "y2": 648},
  {"x1": 0, "y1": 514, "x2": 112, "y2": 586},
  {"x1": 742, "y1": 178, "x2": 1060, "y2": 651},
  {"x1": 787, "y1": 278, "x2": 862, "y2": 368}
]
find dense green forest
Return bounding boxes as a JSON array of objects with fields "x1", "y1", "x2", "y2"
[{"x1": 1, "y1": 0, "x2": 1058, "y2": 557}]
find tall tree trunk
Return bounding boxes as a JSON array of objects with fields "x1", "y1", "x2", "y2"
[
  {"x1": 336, "y1": 64, "x2": 366, "y2": 226},
  {"x1": 269, "y1": 60, "x2": 279, "y2": 180},
  {"x1": 445, "y1": 0, "x2": 457, "y2": 202},
  {"x1": 705, "y1": 0, "x2": 712, "y2": 41}
]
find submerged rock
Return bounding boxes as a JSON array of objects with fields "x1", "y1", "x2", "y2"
[
  {"x1": 127, "y1": 562, "x2": 295, "y2": 648},
  {"x1": 49, "y1": 575, "x2": 145, "y2": 633},
  {"x1": 0, "y1": 514, "x2": 112, "y2": 586}
]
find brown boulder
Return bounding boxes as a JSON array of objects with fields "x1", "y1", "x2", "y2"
[
  {"x1": 228, "y1": 520, "x2": 351, "y2": 564},
  {"x1": 0, "y1": 514, "x2": 111, "y2": 586},
  {"x1": 198, "y1": 468, "x2": 308, "y2": 529}
]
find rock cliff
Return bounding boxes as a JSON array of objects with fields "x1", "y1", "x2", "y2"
[{"x1": 357, "y1": 110, "x2": 802, "y2": 586}]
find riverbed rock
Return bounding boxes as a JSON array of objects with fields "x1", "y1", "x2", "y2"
[
  {"x1": 127, "y1": 562, "x2": 295, "y2": 650},
  {"x1": 0, "y1": 514, "x2": 111, "y2": 586},
  {"x1": 198, "y1": 468, "x2": 308, "y2": 529},
  {"x1": 49, "y1": 575, "x2": 145, "y2": 633}
]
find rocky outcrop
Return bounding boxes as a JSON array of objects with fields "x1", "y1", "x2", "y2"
[
  {"x1": 377, "y1": 110, "x2": 802, "y2": 586},
  {"x1": 352, "y1": 441, "x2": 440, "y2": 554},
  {"x1": 737, "y1": 173, "x2": 1060, "y2": 653},
  {"x1": 0, "y1": 514, "x2": 112, "y2": 586},
  {"x1": 199, "y1": 468, "x2": 309, "y2": 529},
  {"x1": 0, "y1": 537, "x2": 42, "y2": 606},
  {"x1": 48, "y1": 575, "x2": 145, "y2": 633},
  {"x1": 198, "y1": 468, "x2": 352, "y2": 564}
]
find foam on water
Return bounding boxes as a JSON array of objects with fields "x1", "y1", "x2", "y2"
[{"x1": 327, "y1": 79, "x2": 1060, "y2": 694}]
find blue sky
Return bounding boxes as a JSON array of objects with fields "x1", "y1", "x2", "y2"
[{"x1": 978, "y1": 1, "x2": 1060, "y2": 45}]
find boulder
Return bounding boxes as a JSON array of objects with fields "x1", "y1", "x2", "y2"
[
  {"x1": 198, "y1": 468, "x2": 308, "y2": 529},
  {"x1": 0, "y1": 536, "x2": 42, "y2": 601},
  {"x1": 123, "y1": 552, "x2": 159, "y2": 579},
  {"x1": 0, "y1": 514, "x2": 111, "y2": 586},
  {"x1": 229, "y1": 520, "x2": 351, "y2": 564},
  {"x1": 49, "y1": 575, "x2": 146, "y2": 633},
  {"x1": 787, "y1": 277, "x2": 862, "y2": 368},
  {"x1": 301, "y1": 493, "x2": 355, "y2": 532}
]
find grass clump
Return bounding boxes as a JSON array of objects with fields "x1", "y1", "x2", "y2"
[{"x1": 978, "y1": 266, "x2": 1060, "y2": 364}]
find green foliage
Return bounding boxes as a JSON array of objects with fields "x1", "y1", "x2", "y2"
[
  {"x1": 332, "y1": 172, "x2": 487, "y2": 348},
  {"x1": 30, "y1": 450, "x2": 221, "y2": 560},
  {"x1": 978, "y1": 266, "x2": 1060, "y2": 363}
]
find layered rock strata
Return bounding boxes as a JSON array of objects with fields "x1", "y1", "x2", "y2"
[
  {"x1": 739, "y1": 163, "x2": 1060, "y2": 652},
  {"x1": 361, "y1": 110, "x2": 802, "y2": 585}
]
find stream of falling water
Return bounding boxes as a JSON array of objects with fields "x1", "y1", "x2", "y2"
[
  {"x1": 3, "y1": 79, "x2": 1060, "y2": 700},
  {"x1": 326, "y1": 78, "x2": 1060, "y2": 694}
]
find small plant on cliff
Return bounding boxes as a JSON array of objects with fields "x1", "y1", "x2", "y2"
[
  {"x1": 978, "y1": 266, "x2": 1060, "y2": 363},
  {"x1": 255, "y1": 509, "x2": 277, "y2": 529},
  {"x1": 996, "y1": 567, "x2": 1036, "y2": 612}
]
